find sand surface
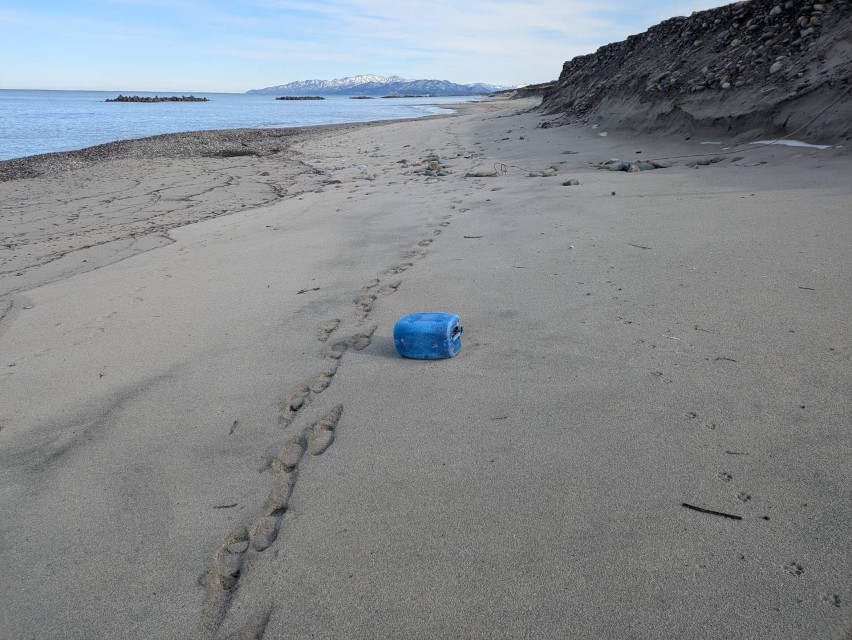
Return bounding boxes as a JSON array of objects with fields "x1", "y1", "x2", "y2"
[{"x1": 1, "y1": 99, "x2": 849, "y2": 639}]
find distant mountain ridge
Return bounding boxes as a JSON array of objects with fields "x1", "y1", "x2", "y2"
[{"x1": 247, "y1": 75, "x2": 508, "y2": 96}]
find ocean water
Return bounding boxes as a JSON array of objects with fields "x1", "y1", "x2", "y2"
[{"x1": 0, "y1": 90, "x2": 479, "y2": 161}]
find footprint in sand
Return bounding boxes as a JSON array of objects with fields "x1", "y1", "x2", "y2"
[
  {"x1": 272, "y1": 435, "x2": 304, "y2": 473},
  {"x1": 310, "y1": 358, "x2": 340, "y2": 394},
  {"x1": 820, "y1": 593, "x2": 840, "y2": 607},
  {"x1": 249, "y1": 515, "x2": 280, "y2": 552},
  {"x1": 226, "y1": 539, "x2": 249, "y2": 554},
  {"x1": 717, "y1": 471, "x2": 732, "y2": 482},
  {"x1": 784, "y1": 561, "x2": 804, "y2": 576},
  {"x1": 735, "y1": 490, "x2": 752, "y2": 503},
  {"x1": 400, "y1": 248, "x2": 426, "y2": 260},
  {"x1": 360, "y1": 278, "x2": 379, "y2": 293},
  {"x1": 325, "y1": 341, "x2": 347, "y2": 359},
  {"x1": 262, "y1": 471, "x2": 296, "y2": 517},
  {"x1": 214, "y1": 527, "x2": 249, "y2": 585},
  {"x1": 377, "y1": 280, "x2": 400, "y2": 295},
  {"x1": 307, "y1": 405, "x2": 343, "y2": 456},
  {"x1": 388, "y1": 262, "x2": 412, "y2": 275},
  {"x1": 200, "y1": 526, "x2": 250, "y2": 633},
  {"x1": 354, "y1": 294, "x2": 376, "y2": 319},
  {"x1": 316, "y1": 318, "x2": 340, "y2": 342},
  {"x1": 351, "y1": 324, "x2": 377, "y2": 351},
  {"x1": 418, "y1": 239, "x2": 433, "y2": 247},
  {"x1": 279, "y1": 386, "x2": 310, "y2": 425}
]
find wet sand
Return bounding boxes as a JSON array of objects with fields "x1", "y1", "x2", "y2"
[{"x1": 0, "y1": 99, "x2": 849, "y2": 639}]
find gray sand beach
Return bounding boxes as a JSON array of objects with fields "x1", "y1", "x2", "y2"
[{"x1": 1, "y1": 98, "x2": 850, "y2": 639}]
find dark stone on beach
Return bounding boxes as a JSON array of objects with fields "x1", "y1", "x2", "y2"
[
  {"x1": 562, "y1": 178, "x2": 580, "y2": 186},
  {"x1": 260, "y1": 171, "x2": 270, "y2": 176}
]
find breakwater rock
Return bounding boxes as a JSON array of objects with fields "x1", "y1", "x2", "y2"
[
  {"x1": 541, "y1": 0, "x2": 852, "y2": 141},
  {"x1": 105, "y1": 95, "x2": 209, "y2": 103}
]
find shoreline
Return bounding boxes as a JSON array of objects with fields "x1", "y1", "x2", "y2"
[
  {"x1": 0, "y1": 117, "x2": 445, "y2": 182},
  {"x1": 0, "y1": 94, "x2": 496, "y2": 174},
  {"x1": 0, "y1": 97, "x2": 849, "y2": 638},
  {"x1": 0, "y1": 100, "x2": 510, "y2": 301}
]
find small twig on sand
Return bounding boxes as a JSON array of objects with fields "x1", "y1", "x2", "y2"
[
  {"x1": 682, "y1": 502, "x2": 742, "y2": 520},
  {"x1": 627, "y1": 242, "x2": 652, "y2": 250},
  {"x1": 229, "y1": 419, "x2": 239, "y2": 435}
]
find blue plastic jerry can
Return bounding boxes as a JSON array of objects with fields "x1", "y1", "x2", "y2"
[{"x1": 393, "y1": 312, "x2": 463, "y2": 359}]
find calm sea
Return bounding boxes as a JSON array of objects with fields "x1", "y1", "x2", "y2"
[{"x1": 0, "y1": 90, "x2": 479, "y2": 161}]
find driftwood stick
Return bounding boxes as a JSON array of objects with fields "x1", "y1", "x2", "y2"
[{"x1": 682, "y1": 502, "x2": 742, "y2": 520}]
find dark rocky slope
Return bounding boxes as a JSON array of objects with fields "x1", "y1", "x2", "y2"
[{"x1": 541, "y1": 0, "x2": 851, "y2": 141}]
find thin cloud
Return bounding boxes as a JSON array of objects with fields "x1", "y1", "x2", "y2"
[{"x1": 2, "y1": 0, "x2": 730, "y2": 91}]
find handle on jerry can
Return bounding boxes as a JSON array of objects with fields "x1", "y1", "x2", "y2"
[{"x1": 452, "y1": 324, "x2": 463, "y2": 340}]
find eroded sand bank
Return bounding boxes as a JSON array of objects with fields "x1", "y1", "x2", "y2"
[{"x1": 1, "y1": 99, "x2": 849, "y2": 639}]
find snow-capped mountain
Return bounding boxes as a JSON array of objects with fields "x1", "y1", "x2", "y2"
[{"x1": 247, "y1": 75, "x2": 508, "y2": 96}]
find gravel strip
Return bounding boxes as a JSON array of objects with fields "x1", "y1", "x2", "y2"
[{"x1": 0, "y1": 120, "x2": 414, "y2": 183}]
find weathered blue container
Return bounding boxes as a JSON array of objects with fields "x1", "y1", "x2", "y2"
[{"x1": 393, "y1": 312, "x2": 463, "y2": 359}]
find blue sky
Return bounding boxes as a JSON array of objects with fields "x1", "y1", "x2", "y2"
[{"x1": 1, "y1": 1, "x2": 727, "y2": 92}]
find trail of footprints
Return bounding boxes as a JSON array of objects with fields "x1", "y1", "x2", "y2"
[{"x1": 200, "y1": 207, "x2": 455, "y2": 638}]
